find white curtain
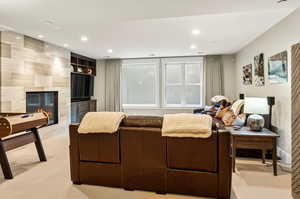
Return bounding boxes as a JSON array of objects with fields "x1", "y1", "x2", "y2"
[
  {"x1": 204, "y1": 55, "x2": 224, "y2": 104},
  {"x1": 104, "y1": 59, "x2": 122, "y2": 112}
]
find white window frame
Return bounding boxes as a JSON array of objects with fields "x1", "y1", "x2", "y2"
[
  {"x1": 162, "y1": 57, "x2": 204, "y2": 108},
  {"x1": 121, "y1": 59, "x2": 160, "y2": 108}
]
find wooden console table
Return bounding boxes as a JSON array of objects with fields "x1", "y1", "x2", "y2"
[
  {"x1": 0, "y1": 113, "x2": 48, "y2": 179},
  {"x1": 230, "y1": 127, "x2": 279, "y2": 176}
]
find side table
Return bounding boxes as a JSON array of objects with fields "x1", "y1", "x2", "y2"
[{"x1": 230, "y1": 127, "x2": 279, "y2": 176}]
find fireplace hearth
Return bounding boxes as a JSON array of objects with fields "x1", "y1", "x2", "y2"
[{"x1": 26, "y1": 91, "x2": 58, "y2": 125}]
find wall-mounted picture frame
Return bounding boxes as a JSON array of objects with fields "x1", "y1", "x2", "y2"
[
  {"x1": 243, "y1": 64, "x2": 252, "y2": 85},
  {"x1": 254, "y1": 53, "x2": 265, "y2": 87},
  {"x1": 268, "y1": 51, "x2": 288, "y2": 84}
]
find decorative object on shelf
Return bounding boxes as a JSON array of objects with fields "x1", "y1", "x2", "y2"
[
  {"x1": 254, "y1": 53, "x2": 265, "y2": 87},
  {"x1": 71, "y1": 52, "x2": 96, "y2": 76},
  {"x1": 244, "y1": 97, "x2": 269, "y2": 131},
  {"x1": 70, "y1": 65, "x2": 74, "y2": 72},
  {"x1": 268, "y1": 51, "x2": 288, "y2": 84},
  {"x1": 87, "y1": 68, "x2": 93, "y2": 74},
  {"x1": 77, "y1": 67, "x2": 83, "y2": 73},
  {"x1": 242, "y1": 64, "x2": 252, "y2": 85}
]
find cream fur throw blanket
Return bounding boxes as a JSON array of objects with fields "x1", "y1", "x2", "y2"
[
  {"x1": 162, "y1": 114, "x2": 212, "y2": 138},
  {"x1": 78, "y1": 112, "x2": 126, "y2": 134}
]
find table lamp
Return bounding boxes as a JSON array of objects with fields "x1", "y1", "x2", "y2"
[{"x1": 244, "y1": 97, "x2": 269, "y2": 131}]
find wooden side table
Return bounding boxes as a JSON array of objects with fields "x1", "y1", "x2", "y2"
[{"x1": 230, "y1": 127, "x2": 279, "y2": 176}]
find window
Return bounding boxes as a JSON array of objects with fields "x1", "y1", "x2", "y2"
[
  {"x1": 121, "y1": 59, "x2": 159, "y2": 107},
  {"x1": 162, "y1": 58, "x2": 203, "y2": 107},
  {"x1": 121, "y1": 57, "x2": 203, "y2": 108}
]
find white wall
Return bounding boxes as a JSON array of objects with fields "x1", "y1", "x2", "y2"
[{"x1": 235, "y1": 7, "x2": 300, "y2": 165}]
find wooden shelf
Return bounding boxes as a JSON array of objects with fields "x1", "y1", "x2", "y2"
[{"x1": 71, "y1": 52, "x2": 96, "y2": 76}]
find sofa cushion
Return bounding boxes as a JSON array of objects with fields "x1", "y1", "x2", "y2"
[
  {"x1": 167, "y1": 169, "x2": 217, "y2": 197},
  {"x1": 166, "y1": 134, "x2": 218, "y2": 172},
  {"x1": 78, "y1": 132, "x2": 120, "y2": 163},
  {"x1": 120, "y1": 126, "x2": 166, "y2": 192}
]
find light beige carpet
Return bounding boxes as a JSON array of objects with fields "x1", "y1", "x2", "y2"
[{"x1": 0, "y1": 131, "x2": 291, "y2": 199}]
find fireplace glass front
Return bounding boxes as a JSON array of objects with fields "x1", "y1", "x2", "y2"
[{"x1": 26, "y1": 91, "x2": 58, "y2": 125}]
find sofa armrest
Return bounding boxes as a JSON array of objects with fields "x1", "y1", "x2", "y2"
[
  {"x1": 69, "y1": 123, "x2": 80, "y2": 184},
  {"x1": 218, "y1": 130, "x2": 232, "y2": 199}
]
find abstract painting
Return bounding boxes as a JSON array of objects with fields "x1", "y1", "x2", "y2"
[
  {"x1": 242, "y1": 64, "x2": 252, "y2": 85},
  {"x1": 268, "y1": 51, "x2": 288, "y2": 84},
  {"x1": 254, "y1": 53, "x2": 265, "y2": 87}
]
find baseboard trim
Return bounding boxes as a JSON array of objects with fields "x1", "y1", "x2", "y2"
[
  {"x1": 277, "y1": 147, "x2": 291, "y2": 166},
  {"x1": 278, "y1": 162, "x2": 292, "y2": 173}
]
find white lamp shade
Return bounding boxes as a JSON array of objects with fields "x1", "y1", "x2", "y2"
[{"x1": 244, "y1": 97, "x2": 269, "y2": 114}]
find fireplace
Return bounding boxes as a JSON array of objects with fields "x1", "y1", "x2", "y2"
[{"x1": 26, "y1": 91, "x2": 58, "y2": 125}]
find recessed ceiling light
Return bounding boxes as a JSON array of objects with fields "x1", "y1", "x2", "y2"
[
  {"x1": 38, "y1": 34, "x2": 44, "y2": 39},
  {"x1": 277, "y1": 0, "x2": 288, "y2": 3},
  {"x1": 81, "y1": 36, "x2": 88, "y2": 42},
  {"x1": 190, "y1": 44, "x2": 197, "y2": 50},
  {"x1": 43, "y1": 20, "x2": 54, "y2": 25},
  {"x1": 63, "y1": 44, "x2": 69, "y2": 47},
  {"x1": 192, "y1": 29, "x2": 201, "y2": 35},
  {"x1": 107, "y1": 49, "x2": 113, "y2": 53}
]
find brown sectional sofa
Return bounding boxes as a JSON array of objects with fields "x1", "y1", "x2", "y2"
[{"x1": 69, "y1": 115, "x2": 232, "y2": 199}]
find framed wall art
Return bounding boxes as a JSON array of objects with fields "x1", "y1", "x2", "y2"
[
  {"x1": 254, "y1": 53, "x2": 265, "y2": 87},
  {"x1": 268, "y1": 51, "x2": 288, "y2": 84}
]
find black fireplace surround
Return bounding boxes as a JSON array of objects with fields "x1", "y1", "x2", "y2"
[{"x1": 26, "y1": 91, "x2": 58, "y2": 125}]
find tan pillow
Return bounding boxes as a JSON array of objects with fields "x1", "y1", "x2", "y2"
[
  {"x1": 215, "y1": 107, "x2": 230, "y2": 119},
  {"x1": 222, "y1": 110, "x2": 236, "y2": 126},
  {"x1": 231, "y1": 99, "x2": 245, "y2": 116}
]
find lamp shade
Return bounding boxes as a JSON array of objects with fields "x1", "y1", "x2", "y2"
[{"x1": 244, "y1": 97, "x2": 269, "y2": 114}]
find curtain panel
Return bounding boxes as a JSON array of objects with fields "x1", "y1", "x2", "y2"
[
  {"x1": 104, "y1": 59, "x2": 122, "y2": 112},
  {"x1": 204, "y1": 55, "x2": 224, "y2": 104}
]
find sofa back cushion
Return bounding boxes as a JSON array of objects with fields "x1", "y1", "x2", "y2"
[{"x1": 122, "y1": 115, "x2": 163, "y2": 128}]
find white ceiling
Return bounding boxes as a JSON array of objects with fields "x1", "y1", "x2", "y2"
[{"x1": 0, "y1": 0, "x2": 300, "y2": 59}]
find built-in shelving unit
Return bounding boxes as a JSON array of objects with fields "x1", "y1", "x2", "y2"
[
  {"x1": 70, "y1": 52, "x2": 97, "y2": 123},
  {"x1": 71, "y1": 52, "x2": 96, "y2": 76}
]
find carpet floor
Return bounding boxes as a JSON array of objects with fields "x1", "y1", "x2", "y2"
[{"x1": 0, "y1": 131, "x2": 291, "y2": 199}]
